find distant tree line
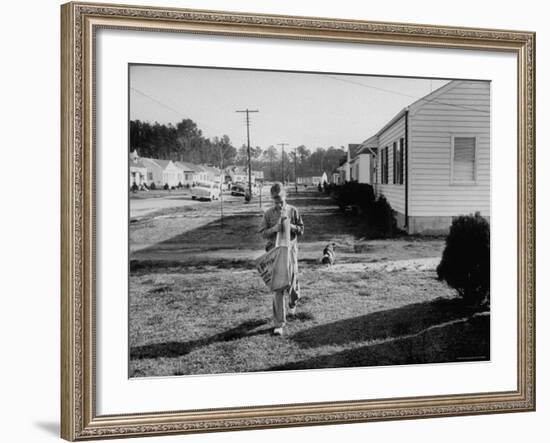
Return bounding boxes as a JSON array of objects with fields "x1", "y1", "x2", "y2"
[
  {"x1": 130, "y1": 119, "x2": 347, "y2": 180},
  {"x1": 130, "y1": 119, "x2": 237, "y2": 168}
]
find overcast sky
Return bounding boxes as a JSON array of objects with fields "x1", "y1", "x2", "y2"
[{"x1": 130, "y1": 64, "x2": 449, "y2": 150}]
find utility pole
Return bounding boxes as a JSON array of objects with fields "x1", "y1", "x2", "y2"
[
  {"x1": 294, "y1": 147, "x2": 298, "y2": 193},
  {"x1": 236, "y1": 109, "x2": 259, "y2": 199},
  {"x1": 278, "y1": 143, "x2": 288, "y2": 184}
]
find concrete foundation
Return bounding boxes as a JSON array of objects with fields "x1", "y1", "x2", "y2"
[{"x1": 396, "y1": 212, "x2": 491, "y2": 235}]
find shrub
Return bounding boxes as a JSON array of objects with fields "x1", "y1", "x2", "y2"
[
  {"x1": 177, "y1": 181, "x2": 183, "y2": 189},
  {"x1": 335, "y1": 182, "x2": 376, "y2": 214},
  {"x1": 130, "y1": 182, "x2": 138, "y2": 192},
  {"x1": 369, "y1": 195, "x2": 397, "y2": 235},
  {"x1": 333, "y1": 182, "x2": 399, "y2": 236},
  {"x1": 436, "y1": 213, "x2": 490, "y2": 304},
  {"x1": 163, "y1": 183, "x2": 169, "y2": 190},
  {"x1": 149, "y1": 182, "x2": 156, "y2": 190},
  {"x1": 324, "y1": 182, "x2": 337, "y2": 195}
]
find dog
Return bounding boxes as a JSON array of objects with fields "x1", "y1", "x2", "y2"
[{"x1": 320, "y1": 243, "x2": 336, "y2": 266}]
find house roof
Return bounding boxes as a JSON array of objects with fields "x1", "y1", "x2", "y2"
[
  {"x1": 356, "y1": 136, "x2": 378, "y2": 156},
  {"x1": 154, "y1": 159, "x2": 172, "y2": 169},
  {"x1": 348, "y1": 144, "x2": 361, "y2": 159},
  {"x1": 201, "y1": 165, "x2": 222, "y2": 174},
  {"x1": 193, "y1": 164, "x2": 208, "y2": 173},
  {"x1": 130, "y1": 158, "x2": 147, "y2": 169},
  {"x1": 355, "y1": 80, "x2": 470, "y2": 155},
  {"x1": 174, "y1": 161, "x2": 199, "y2": 172},
  {"x1": 141, "y1": 157, "x2": 174, "y2": 169}
]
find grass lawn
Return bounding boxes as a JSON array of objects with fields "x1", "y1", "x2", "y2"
[{"x1": 129, "y1": 190, "x2": 490, "y2": 377}]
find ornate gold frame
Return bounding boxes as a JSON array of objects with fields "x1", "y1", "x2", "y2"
[{"x1": 61, "y1": 2, "x2": 536, "y2": 440}]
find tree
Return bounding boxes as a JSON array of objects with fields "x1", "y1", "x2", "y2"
[
  {"x1": 175, "y1": 119, "x2": 204, "y2": 163},
  {"x1": 262, "y1": 145, "x2": 279, "y2": 180},
  {"x1": 211, "y1": 135, "x2": 236, "y2": 169},
  {"x1": 281, "y1": 150, "x2": 292, "y2": 183},
  {"x1": 295, "y1": 145, "x2": 311, "y2": 176}
]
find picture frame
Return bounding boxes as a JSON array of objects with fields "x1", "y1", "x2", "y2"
[{"x1": 61, "y1": 1, "x2": 536, "y2": 440}]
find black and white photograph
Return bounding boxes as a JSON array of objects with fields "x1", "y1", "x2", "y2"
[{"x1": 128, "y1": 64, "x2": 491, "y2": 378}]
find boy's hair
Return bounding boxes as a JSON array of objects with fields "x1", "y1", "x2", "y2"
[{"x1": 270, "y1": 182, "x2": 285, "y2": 197}]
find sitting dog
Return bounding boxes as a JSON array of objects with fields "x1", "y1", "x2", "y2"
[{"x1": 320, "y1": 243, "x2": 336, "y2": 266}]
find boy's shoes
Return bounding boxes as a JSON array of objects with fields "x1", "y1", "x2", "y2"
[{"x1": 273, "y1": 327, "x2": 284, "y2": 336}]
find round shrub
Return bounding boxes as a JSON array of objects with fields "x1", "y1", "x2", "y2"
[
  {"x1": 163, "y1": 183, "x2": 169, "y2": 190},
  {"x1": 149, "y1": 182, "x2": 156, "y2": 190},
  {"x1": 436, "y1": 213, "x2": 490, "y2": 304}
]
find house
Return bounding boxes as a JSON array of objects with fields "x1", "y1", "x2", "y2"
[
  {"x1": 191, "y1": 164, "x2": 208, "y2": 183},
  {"x1": 296, "y1": 173, "x2": 328, "y2": 186},
  {"x1": 201, "y1": 165, "x2": 223, "y2": 183},
  {"x1": 129, "y1": 151, "x2": 148, "y2": 187},
  {"x1": 358, "y1": 80, "x2": 490, "y2": 234},
  {"x1": 349, "y1": 140, "x2": 376, "y2": 184},
  {"x1": 141, "y1": 157, "x2": 181, "y2": 187},
  {"x1": 252, "y1": 170, "x2": 264, "y2": 181},
  {"x1": 226, "y1": 166, "x2": 249, "y2": 184},
  {"x1": 336, "y1": 157, "x2": 349, "y2": 183},
  {"x1": 174, "y1": 161, "x2": 199, "y2": 186}
]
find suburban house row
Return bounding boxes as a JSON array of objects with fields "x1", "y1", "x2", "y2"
[
  {"x1": 335, "y1": 80, "x2": 490, "y2": 234},
  {"x1": 129, "y1": 151, "x2": 263, "y2": 188}
]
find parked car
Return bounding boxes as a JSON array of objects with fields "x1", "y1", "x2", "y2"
[
  {"x1": 191, "y1": 181, "x2": 221, "y2": 201},
  {"x1": 231, "y1": 182, "x2": 261, "y2": 197},
  {"x1": 230, "y1": 183, "x2": 246, "y2": 196}
]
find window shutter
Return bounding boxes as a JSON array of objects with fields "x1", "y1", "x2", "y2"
[
  {"x1": 385, "y1": 148, "x2": 389, "y2": 184},
  {"x1": 453, "y1": 137, "x2": 476, "y2": 182},
  {"x1": 393, "y1": 142, "x2": 397, "y2": 184},
  {"x1": 399, "y1": 138, "x2": 405, "y2": 184}
]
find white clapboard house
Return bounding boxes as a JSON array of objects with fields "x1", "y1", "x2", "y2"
[
  {"x1": 141, "y1": 157, "x2": 181, "y2": 188},
  {"x1": 359, "y1": 80, "x2": 490, "y2": 234}
]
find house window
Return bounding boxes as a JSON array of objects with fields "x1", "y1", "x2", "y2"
[
  {"x1": 148, "y1": 172, "x2": 153, "y2": 181},
  {"x1": 452, "y1": 136, "x2": 477, "y2": 183},
  {"x1": 381, "y1": 147, "x2": 389, "y2": 184},
  {"x1": 393, "y1": 138, "x2": 404, "y2": 185}
]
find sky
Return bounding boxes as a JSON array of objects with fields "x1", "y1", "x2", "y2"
[{"x1": 129, "y1": 64, "x2": 449, "y2": 150}]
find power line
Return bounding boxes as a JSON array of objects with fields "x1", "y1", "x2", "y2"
[
  {"x1": 325, "y1": 76, "x2": 489, "y2": 114},
  {"x1": 130, "y1": 87, "x2": 187, "y2": 119}
]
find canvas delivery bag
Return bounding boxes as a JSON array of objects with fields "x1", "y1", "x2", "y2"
[{"x1": 256, "y1": 216, "x2": 291, "y2": 292}]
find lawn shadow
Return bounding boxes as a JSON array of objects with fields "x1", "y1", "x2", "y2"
[
  {"x1": 134, "y1": 213, "x2": 266, "y2": 255},
  {"x1": 290, "y1": 297, "x2": 486, "y2": 349},
  {"x1": 267, "y1": 314, "x2": 490, "y2": 371},
  {"x1": 130, "y1": 192, "x2": 371, "y2": 271},
  {"x1": 300, "y1": 211, "x2": 372, "y2": 242},
  {"x1": 130, "y1": 318, "x2": 271, "y2": 361}
]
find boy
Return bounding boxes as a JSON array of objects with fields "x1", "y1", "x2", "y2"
[{"x1": 259, "y1": 182, "x2": 304, "y2": 336}]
